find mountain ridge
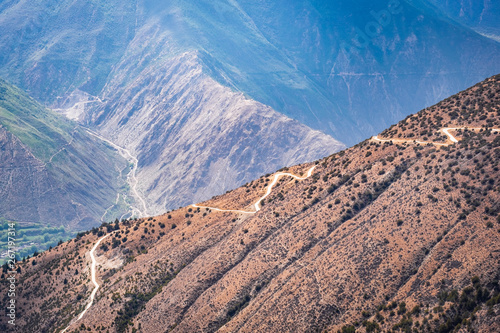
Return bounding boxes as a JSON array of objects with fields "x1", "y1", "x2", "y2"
[
  {"x1": 1, "y1": 0, "x2": 499, "y2": 143},
  {"x1": 79, "y1": 51, "x2": 344, "y2": 214},
  {"x1": 4, "y1": 74, "x2": 499, "y2": 333}
]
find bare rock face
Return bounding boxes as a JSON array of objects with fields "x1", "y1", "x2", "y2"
[{"x1": 84, "y1": 52, "x2": 344, "y2": 214}]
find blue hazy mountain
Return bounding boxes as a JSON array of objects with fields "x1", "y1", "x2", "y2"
[
  {"x1": 421, "y1": 0, "x2": 500, "y2": 42},
  {"x1": 0, "y1": 0, "x2": 499, "y2": 145},
  {"x1": 0, "y1": 0, "x2": 499, "y2": 217}
]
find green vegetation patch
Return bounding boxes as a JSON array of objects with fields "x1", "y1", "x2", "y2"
[
  {"x1": 0, "y1": 79, "x2": 73, "y2": 161},
  {"x1": 0, "y1": 219, "x2": 76, "y2": 264}
]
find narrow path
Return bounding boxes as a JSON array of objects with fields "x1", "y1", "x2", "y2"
[
  {"x1": 48, "y1": 128, "x2": 77, "y2": 164},
  {"x1": 191, "y1": 204, "x2": 255, "y2": 214},
  {"x1": 101, "y1": 193, "x2": 120, "y2": 222},
  {"x1": 192, "y1": 166, "x2": 316, "y2": 214},
  {"x1": 442, "y1": 127, "x2": 459, "y2": 143},
  {"x1": 62, "y1": 233, "x2": 112, "y2": 333},
  {"x1": 85, "y1": 129, "x2": 148, "y2": 218},
  {"x1": 372, "y1": 127, "x2": 499, "y2": 146}
]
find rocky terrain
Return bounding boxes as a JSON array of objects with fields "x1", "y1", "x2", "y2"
[{"x1": 3, "y1": 75, "x2": 499, "y2": 332}]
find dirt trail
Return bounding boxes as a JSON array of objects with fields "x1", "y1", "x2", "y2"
[
  {"x1": 372, "y1": 127, "x2": 499, "y2": 146},
  {"x1": 63, "y1": 166, "x2": 316, "y2": 329},
  {"x1": 62, "y1": 233, "x2": 112, "y2": 332},
  {"x1": 192, "y1": 166, "x2": 316, "y2": 214}
]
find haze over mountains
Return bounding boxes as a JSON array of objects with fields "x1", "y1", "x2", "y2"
[
  {"x1": 422, "y1": 0, "x2": 500, "y2": 42},
  {"x1": 0, "y1": 1, "x2": 499, "y2": 332},
  {"x1": 0, "y1": 0, "x2": 499, "y2": 226},
  {"x1": 3, "y1": 75, "x2": 499, "y2": 333}
]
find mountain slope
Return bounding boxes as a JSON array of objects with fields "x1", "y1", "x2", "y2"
[
  {"x1": 1, "y1": 0, "x2": 499, "y2": 214},
  {"x1": 0, "y1": 0, "x2": 137, "y2": 103},
  {"x1": 1, "y1": 0, "x2": 499, "y2": 143},
  {"x1": 82, "y1": 51, "x2": 343, "y2": 214},
  {"x1": 234, "y1": 0, "x2": 500, "y2": 140},
  {"x1": 0, "y1": 79, "x2": 129, "y2": 230},
  {"x1": 5, "y1": 75, "x2": 499, "y2": 333}
]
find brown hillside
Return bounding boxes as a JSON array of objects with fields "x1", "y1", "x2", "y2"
[{"x1": 2, "y1": 74, "x2": 500, "y2": 333}]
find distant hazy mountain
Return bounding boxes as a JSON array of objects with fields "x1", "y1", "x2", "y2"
[
  {"x1": 0, "y1": 0, "x2": 499, "y2": 214},
  {"x1": 84, "y1": 52, "x2": 342, "y2": 214},
  {"x1": 0, "y1": 79, "x2": 128, "y2": 230},
  {"x1": 421, "y1": 0, "x2": 500, "y2": 41},
  {"x1": 1, "y1": 0, "x2": 499, "y2": 143}
]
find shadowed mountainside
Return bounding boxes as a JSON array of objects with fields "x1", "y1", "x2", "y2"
[{"x1": 0, "y1": 79, "x2": 129, "y2": 230}]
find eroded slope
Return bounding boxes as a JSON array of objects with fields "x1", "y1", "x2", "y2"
[{"x1": 3, "y1": 75, "x2": 500, "y2": 333}]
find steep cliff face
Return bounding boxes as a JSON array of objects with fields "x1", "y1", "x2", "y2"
[
  {"x1": 82, "y1": 52, "x2": 343, "y2": 214},
  {"x1": 0, "y1": 79, "x2": 129, "y2": 229},
  {"x1": 6, "y1": 75, "x2": 499, "y2": 333}
]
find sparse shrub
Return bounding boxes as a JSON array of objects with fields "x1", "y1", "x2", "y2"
[
  {"x1": 339, "y1": 325, "x2": 356, "y2": 333},
  {"x1": 397, "y1": 302, "x2": 406, "y2": 315}
]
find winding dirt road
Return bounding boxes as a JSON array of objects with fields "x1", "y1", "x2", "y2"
[
  {"x1": 372, "y1": 127, "x2": 499, "y2": 146},
  {"x1": 62, "y1": 166, "x2": 316, "y2": 330},
  {"x1": 62, "y1": 233, "x2": 112, "y2": 333},
  {"x1": 192, "y1": 165, "x2": 316, "y2": 214},
  {"x1": 60, "y1": 125, "x2": 499, "y2": 331}
]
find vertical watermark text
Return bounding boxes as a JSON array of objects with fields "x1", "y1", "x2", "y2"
[{"x1": 5, "y1": 222, "x2": 17, "y2": 326}]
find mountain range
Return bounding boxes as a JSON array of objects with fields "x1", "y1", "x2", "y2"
[
  {"x1": 0, "y1": 0, "x2": 499, "y2": 226},
  {"x1": 2, "y1": 73, "x2": 499, "y2": 333}
]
